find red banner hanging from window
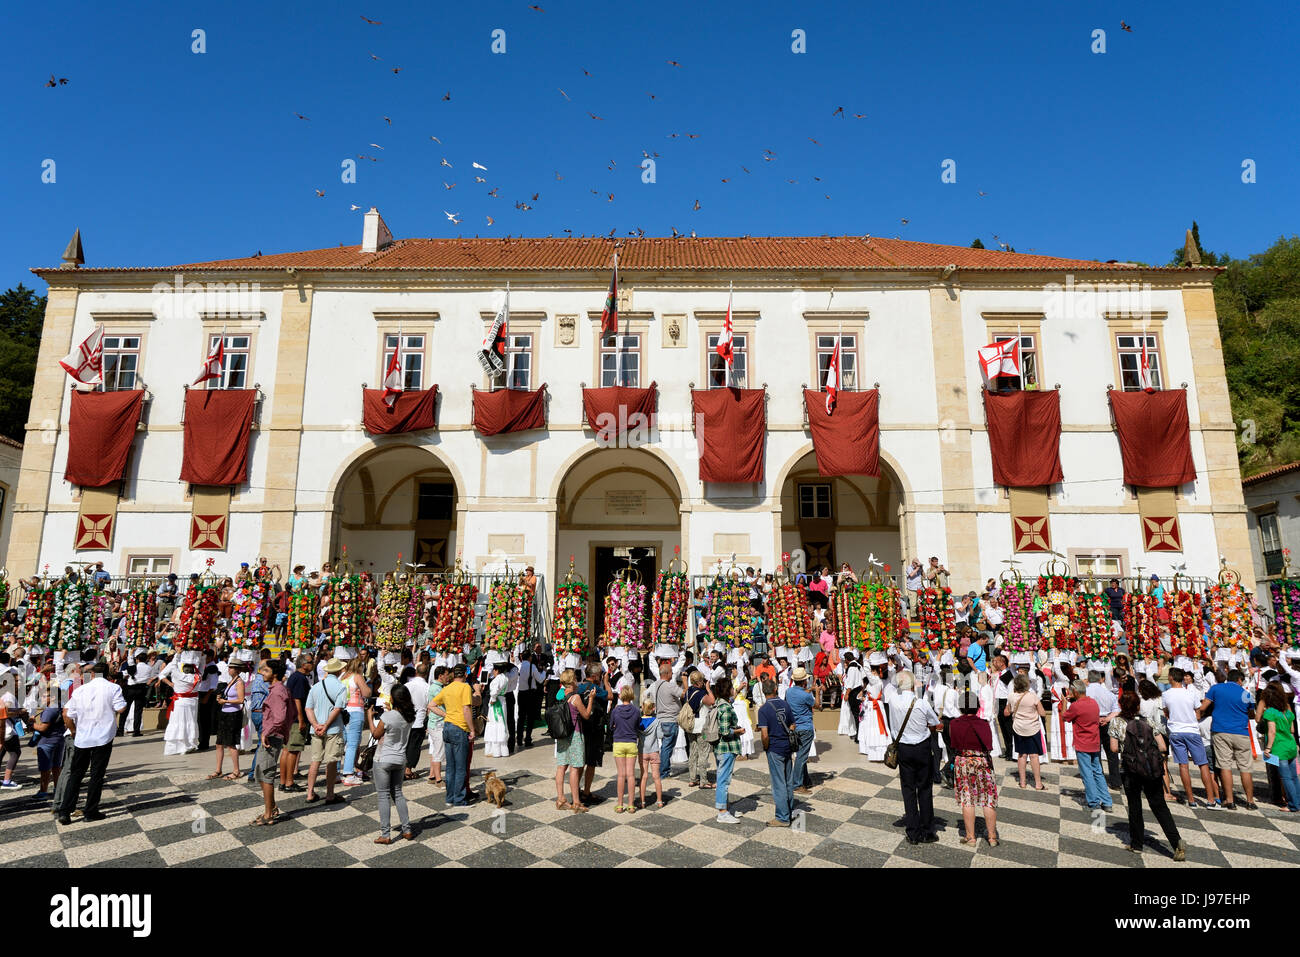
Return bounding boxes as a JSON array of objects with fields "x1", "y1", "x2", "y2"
[
  {"x1": 180, "y1": 389, "x2": 257, "y2": 486},
  {"x1": 582, "y1": 382, "x2": 657, "y2": 440},
  {"x1": 362, "y1": 387, "x2": 438, "y2": 435},
  {"x1": 473, "y1": 385, "x2": 547, "y2": 436},
  {"x1": 691, "y1": 388, "x2": 766, "y2": 483},
  {"x1": 982, "y1": 389, "x2": 1065, "y2": 487},
  {"x1": 1108, "y1": 389, "x2": 1197, "y2": 488},
  {"x1": 802, "y1": 388, "x2": 879, "y2": 477},
  {"x1": 65, "y1": 390, "x2": 144, "y2": 487}
]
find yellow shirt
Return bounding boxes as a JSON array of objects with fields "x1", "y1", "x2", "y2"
[{"x1": 432, "y1": 681, "x2": 474, "y2": 731}]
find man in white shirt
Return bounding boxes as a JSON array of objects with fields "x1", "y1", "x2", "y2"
[
  {"x1": 117, "y1": 651, "x2": 154, "y2": 738},
  {"x1": 515, "y1": 652, "x2": 546, "y2": 749},
  {"x1": 404, "y1": 663, "x2": 430, "y2": 775},
  {"x1": 1086, "y1": 670, "x2": 1121, "y2": 786},
  {"x1": 990, "y1": 655, "x2": 1013, "y2": 759},
  {"x1": 501, "y1": 658, "x2": 519, "y2": 754},
  {"x1": 56, "y1": 661, "x2": 127, "y2": 824},
  {"x1": 930, "y1": 674, "x2": 961, "y2": 789},
  {"x1": 889, "y1": 670, "x2": 942, "y2": 845},
  {"x1": 1162, "y1": 666, "x2": 1219, "y2": 808}
]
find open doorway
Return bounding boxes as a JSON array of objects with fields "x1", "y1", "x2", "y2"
[{"x1": 593, "y1": 545, "x2": 657, "y2": 644}]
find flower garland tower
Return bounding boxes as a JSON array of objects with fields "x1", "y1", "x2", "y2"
[
  {"x1": 651, "y1": 549, "x2": 690, "y2": 658},
  {"x1": 552, "y1": 556, "x2": 589, "y2": 655}
]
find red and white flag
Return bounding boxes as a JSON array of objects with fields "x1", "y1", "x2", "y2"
[
  {"x1": 824, "y1": 336, "x2": 841, "y2": 415},
  {"x1": 600, "y1": 252, "x2": 619, "y2": 339},
  {"x1": 1138, "y1": 336, "x2": 1155, "y2": 391},
  {"x1": 194, "y1": 333, "x2": 225, "y2": 386},
  {"x1": 381, "y1": 333, "x2": 403, "y2": 408},
  {"x1": 59, "y1": 325, "x2": 104, "y2": 386},
  {"x1": 976, "y1": 337, "x2": 1019, "y2": 383},
  {"x1": 715, "y1": 283, "x2": 734, "y2": 378}
]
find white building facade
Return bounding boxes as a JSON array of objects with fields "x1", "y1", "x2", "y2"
[{"x1": 10, "y1": 214, "x2": 1255, "y2": 608}]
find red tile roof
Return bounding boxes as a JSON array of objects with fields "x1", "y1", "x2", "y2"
[
  {"x1": 1242, "y1": 461, "x2": 1300, "y2": 487},
  {"x1": 33, "y1": 235, "x2": 1220, "y2": 275}
]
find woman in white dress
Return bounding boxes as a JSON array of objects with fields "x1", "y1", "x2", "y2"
[
  {"x1": 160, "y1": 654, "x2": 202, "y2": 756},
  {"x1": 1048, "y1": 662, "x2": 1076, "y2": 763},
  {"x1": 483, "y1": 662, "x2": 511, "y2": 759},
  {"x1": 858, "y1": 674, "x2": 890, "y2": 761},
  {"x1": 838, "y1": 654, "x2": 864, "y2": 737},
  {"x1": 734, "y1": 680, "x2": 756, "y2": 759}
]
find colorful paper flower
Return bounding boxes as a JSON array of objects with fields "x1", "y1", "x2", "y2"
[
  {"x1": 433, "y1": 582, "x2": 478, "y2": 653},
  {"x1": 651, "y1": 571, "x2": 690, "y2": 645},
  {"x1": 1036, "y1": 574, "x2": 1078, "y2": 650},
  {"x1": 1073, "y1": 592, "x2": 1113, "y2": 661},
  {"x1": 552, "y1": 581, "x2": 589, "y2": 654},
  {"x1": 1270, "y1": 579, "x2": 1300, "y2": 649}
]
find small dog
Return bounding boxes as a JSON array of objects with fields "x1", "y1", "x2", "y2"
[{"x1": 483, "y1": 771, "x2": 507, "y2": 809}]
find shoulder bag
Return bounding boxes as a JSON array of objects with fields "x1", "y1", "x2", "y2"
[{"x1": 884, "y1": 695, "x2": 918, "y2": 770}]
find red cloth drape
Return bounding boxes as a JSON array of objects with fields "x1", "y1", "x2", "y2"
[
  {"x1": 473, "y1": 385, "x2": 547, "y2": 436},
  {"x1": 180, "y1": 389, "x2": 257, "y2": 486},
  {"x1": 982, "y1": 390, "x2": 1065, "y2": 487},
  {"x1": 65, "y1": 390, "x2": 144, "y2": 487},
  {"x1": 691, "y1": 388, "x2": 766, "y2": 483},
  {"x1": 802, "y1": 389, "x2": 879, "y2": 477},
  {"x1": 362, "y1": 387, "x2": 438, "y2": 435},
  {"x1": 1108, "y1": 389, "x2": 1197, "y2": 488},
  {"x1": 582, "y1": 382, "x2": 657, "y2": 439}
]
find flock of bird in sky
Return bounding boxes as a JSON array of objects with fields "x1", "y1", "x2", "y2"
[{"x1": 44, "y1": 12, "x2": 1137, "y2": 246}]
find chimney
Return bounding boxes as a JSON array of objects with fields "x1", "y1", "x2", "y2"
[
  {"x1": 361, "y1": 208, "x2": 393, "y2": 253},
  {"x1": 61, "y1": 228, "x2": 84, "y2": 268},
  {"x1": 1183, "y1": 229, "x2": 1201, "y2": 265}
]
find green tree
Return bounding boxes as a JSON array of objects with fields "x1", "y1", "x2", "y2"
[
  {"x1": 970, "y1": 238, "x2": 985, "y2": 249},
  {"x1": 0, "y1": 284, "x2": 44, "y2": 443}
]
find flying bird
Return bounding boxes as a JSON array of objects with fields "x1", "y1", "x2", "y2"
[
  {"x1": 671, "y1": 227, "x2": 680, "y2": 237},
  {"x1": 531, "y1": 192, "x2": 540, "y2": 201},
  {"x1": 554, "y1": 170, "x2": 563, "y2": 180},
  {"x1": 741, "y1": 166, "x2": 750, "y2": 173},
  {"x1": 686, "y1": 133, "x2": 699, "y2": 139},
  {"x1": 360, "y1": 15, "x2": 381, "y2": 24},
  {"x1": 444, "y1": 210, "x2": 460, "y2": 224},
  {"x1": 558, "y1": 88, "x2": 570, "y2": 99},
  {"x1": 45, "y1": 75, "x2": 69, "y2": 87},
  {"x1": 588, "y1": 111, "x2": 605, "y2": 120},
  {"x1": 440, "y1": 158, "x2": 452, "y2": 168},
  {"x1": 1121, "y1": 20, "x2": 1133, "y2": 31},
  {"x1": 429, "y1": 135, "x2": 441, "y2": 144},
  {"x1": 391, "y1": 67, "x2": 402, "y2": 74},
  {"x1": 474, "y1": 176, "x2": 486, "y2": 183},
  {"x1": 315, "y1": 189, "x2": 325, "y2": 197},
  {"x1": 900, "y1": 218, "x2": 909, "y2": 225},
  {"x1": 487, "y1": 187, "x2": 500, "y2": 197},
  {"x1": 583, "y1": 69, "x2": 592, "y2": 76},
  {"x1": 808, "y1": 137, "x2": 820, "y2": 145},
  {"x1": 647, "y1": 92, "x2": 656, "y2": 100},
  {"x1": 369, "y1": 143, "x2": 384, "y2": 150},
  {"x1": 977, "y1": 190, "x2": 987, "y2": 197},
  {"x1": 692, "y1": 199, "x2": 701, "y2": 211},
  {"x1": 350, "y1": 204, "x2": 362, "y2": 210},
  {"x1": 590, "y1": 189, "x2": 599, "y2": 196},
  {"x1": 666, "y1": 59, "x2": 681, "y2": 67},
  {"x1": 786, "y1": 179, "x2": 798, "y2": 184},
  {"x1": 853, "y1": 113, "x2": 866, "y2": 119},
  {"x1": 383, "y1": 116, "x2": 391, "y2": 125},
  {"x1": 530, "y1": 4, "x2": 545, "y2": 10},
  {"x1": 832, "y1": 106, "x2": 844, "y2": 117},
  {"x1": 667, "y1": 133, "x2": 680, "y2": 139},
  {"x1": 441, "y1": 91, "x2": 451, "y2": 101},
  {"x1": 486, "y1": 216, "x2": 495, "y2": 225},
  {"x1": 368, "y1": 51, "x2": 381, "y2": 60},
  {"x1": 608, "y1": 160, "x2": 617, "y2": 170},
  {"x1": 443, "y1": 181, "x2": 456, "y2": 190},
  {"x1": 473, "y1": 162, "x2": 487, "y2": 171}
]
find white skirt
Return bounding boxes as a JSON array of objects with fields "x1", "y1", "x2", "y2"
[
  {"x1": 1049, "y1": 697, "x2": 1075, "y2": 760},
  {"x1": 836, "y1": 697, "x2": 857, "y2": 736},
  {"x1": 483, "y1": 703, "x2": 510, "y2": 758},
  {"x1": 672, "y1": 726, "x2": 688, "y2": 764},
  {"x1": 164, "y1": 698, "x2": 199, "y2": 755},
  {"x1": 858, "y1": 698, "x2": 889, "y2": 761}
]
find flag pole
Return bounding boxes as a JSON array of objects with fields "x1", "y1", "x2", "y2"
[
  {"x1": 1016, "y1": 322, "x2": 1024, "y2": 391},
  {"x1": 728, "y1": 279, "x2": 734, "y2": 387}
]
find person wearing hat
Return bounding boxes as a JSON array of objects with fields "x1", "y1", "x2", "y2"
[
  {"x1": 837, "y1": 652, "x2": 863, "y2": 738},
  {"x1": 786, "y1": 668, "x2": 818, "y2": 792},
  {"x1": 156, "y1": 574, "x2": 180, "y2": 625},
  {"x1": 303, "y1": 658, "x2": 348, "y2": 805},
  {"x1": 891, "y1": 670, "x2": 942, "y2": 844}
]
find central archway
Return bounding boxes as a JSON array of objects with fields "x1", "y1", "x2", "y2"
[
  {"x1": 552, "y1": 444, "x2": 686, "y2": 638},
  {"x1": 329, "y1": 444, "x2": 461, "y2": 574},
  {"x1": 775, "y1": 446, "x2": 908, "y2": 578}
]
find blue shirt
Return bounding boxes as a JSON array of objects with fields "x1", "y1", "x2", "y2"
[
  {"x1": 757, "y1": 699, "x2": 793, "y2": 757},
  {"x1": 968, "y1": 642, "x2": 988, "y2": 673},
  {"x1": 1205, "y1": 681, "x2": 1253, "y2": 736},
  {"x1": 785, "y1": 686, "x2": 816, "y2": 731},
  {"x1": 247, "y1": 673, "x2": 270, "y2": 713},
  {"x1": 305, "y1": 675, "x2": 347, "y2": 735}
]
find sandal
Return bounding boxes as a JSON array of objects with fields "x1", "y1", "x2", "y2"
[
  {"x1": 627, "y1": 805, "x2": 636, "y2": 815},
  {"x1": 250, "y1": 814, "x2": 274, "y2": 826},
  {"x1": 701, "y1": 784, "x2": 716, "y2": 790},
  {"x1": 1034, "y1": 784, "x2": 1046, "y2": 791},
  {"x1": 207, "y1": 772, "x2": 223, "y2": 780},
  {"x1": 960, "y1": 837, "x2": 977, "y2": 846},
  {"x1": 656, "y1": 801, "x2": 665, "y2": 809},
  {"x1": 305, "y1": 794, "x2": 321, "y2": 803},
  {"x1": 223, "y1": 773, "x2": 242, "y2": 781},
  {"x1": 987, "y1": 834, "x2": 1000, "y2": 847},
  {"x1": 572, "y1": 804, "x2": 588, "y2": 813},
  {"x1": 556, "y1": 800, "x2": 567, "y2": 810},
  {"x1": 615, "y1": 805, "x2": 626, "y2": 813},
  {"x1": 323, "y1": 795, "x2": 345, "y2": 806}
]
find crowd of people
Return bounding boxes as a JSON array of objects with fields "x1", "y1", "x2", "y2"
[{"x1": 0, "y1": 555, "x2": 1293, "y2": 864}]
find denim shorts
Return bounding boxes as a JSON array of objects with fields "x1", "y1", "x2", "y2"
[{"x1": 1170, "y1": 731, "x2": 1208, "y2": 766}]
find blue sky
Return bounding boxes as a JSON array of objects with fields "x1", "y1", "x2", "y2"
[{"x1": 2, "y1": 0, "x2": 1296, "y2": 291}]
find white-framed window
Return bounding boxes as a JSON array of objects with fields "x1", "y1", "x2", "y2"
[
  {"x1": 383, "y1": 333, "x2": 425, "y2": 391},
  {"x1": 101, "y1": 335, "x2": 142, "y2": 391},
  {"x1": 207, "y1": 334, "x2": 251, "y2": 390},
  {"x1": 707, "y1": 332, "x2": 748, "y2": 388},
  {"x1": 816, "y1": 333, "x2": 857, "y2": 390},
  {"x1": 798, "y1": 483, "x2": 832, "y2": 520},
  {"x1": 1260, "y1": 511, "x2": 1281, "y2": 553},
  {"x1": 1076, "y1": 553, "x2": 1124, "y2": 578},
  {"x1": 600, "y1": 333, "x2": 641, "y2": 387},
  {"x1": 1116, "y1": 333, "x2": 1163, "y2": 391},
  {"x1": 127, "y1": 555, "x2": 172, "y2": 576},
  {"x1": 992, "y1": 333, "x2": 1040, "y2": 391},
  {"x1": 500, "y1": 333, "x2": 532, "y2": 391}
]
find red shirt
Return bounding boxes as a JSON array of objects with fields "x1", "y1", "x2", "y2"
[{"x1": 1064, "y1": 696, "x2": 1101, "y2": 753}]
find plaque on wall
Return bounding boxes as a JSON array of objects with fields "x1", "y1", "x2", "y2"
[{"x1": 605, "y1": 490, "x2": 646, "y2": 516}]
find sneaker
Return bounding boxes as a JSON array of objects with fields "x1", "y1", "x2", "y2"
[
  {"x1": 716, "y1": 811, "x2": 740, "y2": 824},
  {"x1": 1173, "y1": 842, "x2": 1186, "y2": 862},
  {"x1": 766, "y1": 819, "x2": 791, "y2": 828},
  {"x1": 34, "y1": 790, "x2": 49, "y2": 799},
  {"x1": 341, "y1": 775, "x2": 364, "y2": 787},
  {"x1": 1221, "y1": 803, "x2": 1237, "y2": 811},
  {"x1": 0, "y1": 781, "x2": 21, "y2": 790}
]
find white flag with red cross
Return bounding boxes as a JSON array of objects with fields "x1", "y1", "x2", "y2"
[
  {"x1": 976, "y1": 337, "x2": 1019, "y2": 384},
  {"x1": 59, "y1": 326, "x2": 104, "y2": 386},
  {"x1": 824, "y1": 336, "x2": 841, "y2": 415},
  {"x1": 382, "y1": 333, "x2": 404, "y2": 408},
  {"x1": 194, "y1": 332, "x2": 225, "y2": 386}
]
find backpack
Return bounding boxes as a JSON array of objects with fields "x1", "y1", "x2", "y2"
[
  {"x1": 1120, "y1": 716, "x2": 1164, "y2": 780},
  {"x1": 704, "y1": 702, "x2": 722, "y2": 743},
  {"x1": 676, "y1": 701, "x2": 695, "y2": 732},
  {"x1": 545, "y1": 695, "x2": 574, "y2": 739}
]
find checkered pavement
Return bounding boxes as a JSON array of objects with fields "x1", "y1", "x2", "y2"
[{"x1": 3, "y1": 735, "x2": 1298, "y2": 868}]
